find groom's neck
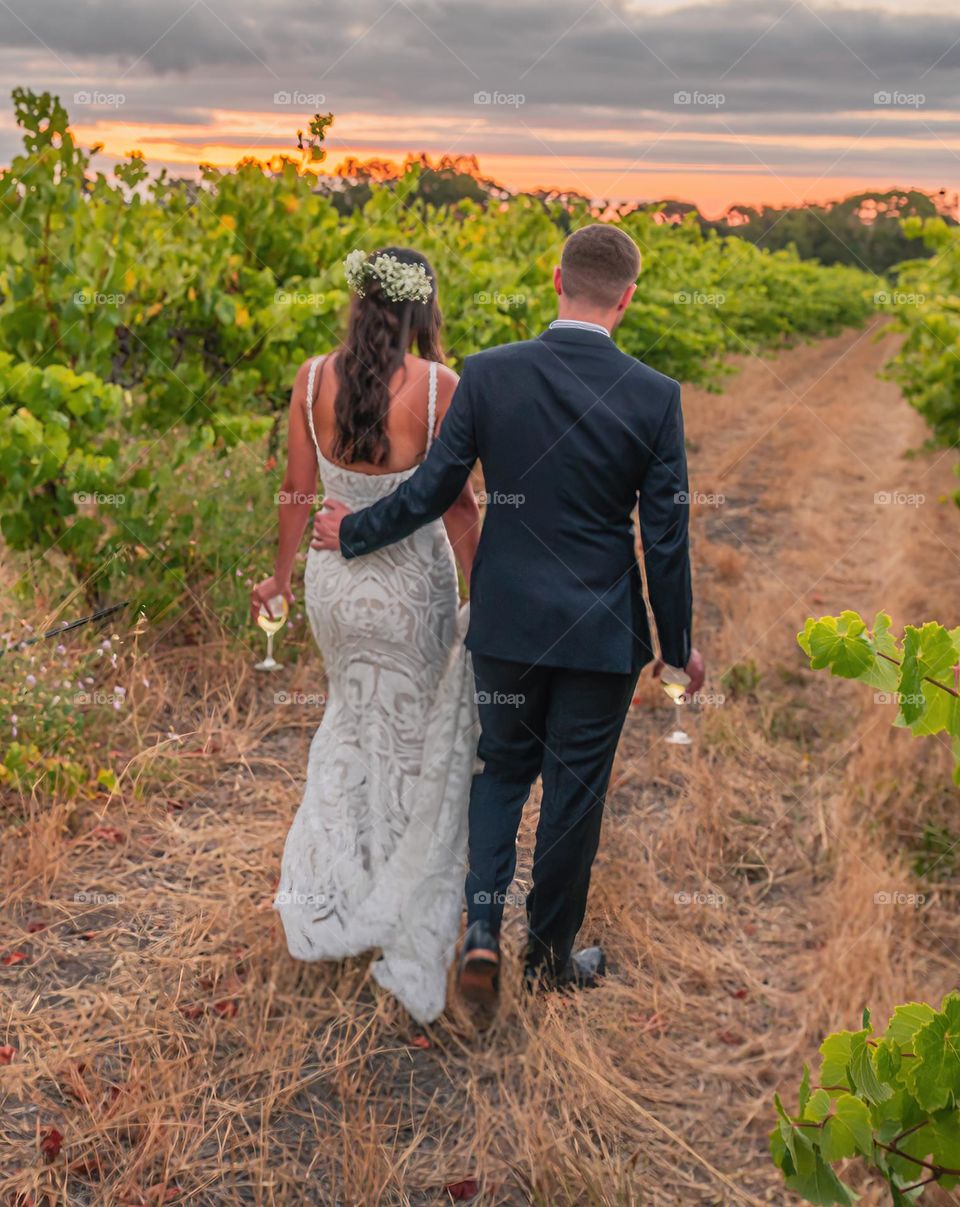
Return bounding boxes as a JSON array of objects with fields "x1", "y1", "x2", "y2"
[{"x1": 555, "y1": 300, "x2": 616, "y2": 331}]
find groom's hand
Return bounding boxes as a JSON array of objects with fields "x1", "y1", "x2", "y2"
[
  {"x1": 652, "y1": 647, "x2": 706, "y2": 696},
  {"x1": 311, "y1": 499, "x2": 353, "y2": 552}
]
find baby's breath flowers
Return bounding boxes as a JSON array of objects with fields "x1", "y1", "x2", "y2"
[{"x1": 343, "y1": 250, "x2": 432, "y2": 303}]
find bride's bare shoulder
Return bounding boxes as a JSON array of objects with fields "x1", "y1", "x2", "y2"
[{"x1": 292, "y1": 352, "x2": 338, "y2": 401}]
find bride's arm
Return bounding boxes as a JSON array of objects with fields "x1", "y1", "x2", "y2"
[
  {"x1": 250, "y1": 360, "x2": 317, "y2": 619},
  {"x1": 435, "y1": 366, "x2": 481, "y2": 592}
]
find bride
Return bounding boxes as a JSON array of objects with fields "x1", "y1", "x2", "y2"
[{"x1": 251, "y1": 247, "x2": 481, "y2": 1023}]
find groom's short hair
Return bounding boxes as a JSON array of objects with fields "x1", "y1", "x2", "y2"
[{"x1": 560, "y1": 224, "x2": 641, "y2": 307}]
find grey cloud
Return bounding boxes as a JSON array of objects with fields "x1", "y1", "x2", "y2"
[{"x1": 0, "y1": 0, "x2": 957, "y2": 187}]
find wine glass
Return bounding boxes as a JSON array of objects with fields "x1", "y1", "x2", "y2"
[
  {"x1": 254, "y1": 594, "x2": 288, "y2": 671},
  {"x1": 661, "y1": 676, "x2": 692, "y2": 745}
]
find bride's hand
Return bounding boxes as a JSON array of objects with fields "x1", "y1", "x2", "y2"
[{"x1": 250, "y1": 575, "x2": 294, "y2": 624}]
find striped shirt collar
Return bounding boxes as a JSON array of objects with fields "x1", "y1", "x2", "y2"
[{"x1": 548, "y1": 318, "x2": 611, "y2": 338}]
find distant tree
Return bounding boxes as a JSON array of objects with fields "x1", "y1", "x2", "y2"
[
  {"x1": 704, "y1": 189, "x2": 949, "y2": 274},
  {"x1": 319, "y1": 151, "x2": 495, "y2": 214}
]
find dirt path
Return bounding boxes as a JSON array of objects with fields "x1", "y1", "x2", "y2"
[{"x1": 2, "y1": 319, "x2": 958, "y2": 1207}]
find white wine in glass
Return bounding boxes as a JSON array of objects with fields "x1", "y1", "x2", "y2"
[
  {"x1": 255, "y1": 594, "x2": 288, "y2": 671},
  {"x1": 660, "y1": 670, "x2": 690, "y2": 744}
]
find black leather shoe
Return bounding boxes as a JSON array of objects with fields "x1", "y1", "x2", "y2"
[
  {"x1": 558, "y1": 944, "x2": 607, "y2": 989},
  {"x1": 457, "y1": 921, "x2": 500, "y2": 1009},
  {"x1": 525, "y1": 945, "x2": 607, "y2": 993}
]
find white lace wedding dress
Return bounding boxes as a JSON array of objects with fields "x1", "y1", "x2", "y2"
[{"x1": 274, "y1": 356, "x2": 479, "y2": 1023}]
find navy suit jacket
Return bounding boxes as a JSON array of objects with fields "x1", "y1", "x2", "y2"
[{"x1": 339, "y1": 326, "x2": 693, "y2": 675}]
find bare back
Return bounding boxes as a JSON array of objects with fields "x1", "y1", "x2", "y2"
[{"x1": 309, "y1": 352, "x2": 442, "y2": 475}]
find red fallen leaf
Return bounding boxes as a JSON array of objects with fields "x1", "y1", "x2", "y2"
[
  {"x1": 731, "y1": 987, "x2": 749, "y2": 1000},
  {"x1": 90, "y1": 826, "x2": 125, "y2": 844},
  {"x1": 212, "y1": 999, "x2": 238, "y2": 1019},
  {"x1": 77, "y1": 931, "x2": 97, "y2": 942},
  {"x1": 0, "y1": 1045, "x2": 16, "y2": 1064},
  {"x1": 444, "y1": 1180, "x2": 479, "y2": 1201},
  {"x1": 743, "y1": 923, "x2": 757, "y2": 936},
  {"x1": 178, "y1": 1004, "x2": 204, "y2": 1020},
  {"x1": 1, "y1": 950, "x2": 28, "y2": 965},
  {"x1": 26, "y1": 920, "x2": 47, "y2": 933},
  {"x1": 409, "y1": 1033, "x2": 431, "y2": 1049},
  {"x1": 717, "y1": 1029, "x2": 743, "y2": 1045},
  {"x1": 39, "y1": 1126, "x2": 63, "y2": 1162}
]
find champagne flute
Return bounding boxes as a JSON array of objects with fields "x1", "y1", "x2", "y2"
[{"x1": 254, "y1": 595, "x2": 288, "y2": 671}]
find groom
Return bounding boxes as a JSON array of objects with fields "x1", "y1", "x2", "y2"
[{"x1": 312, "y1": 224, "x2": 704, "y2": 1005}]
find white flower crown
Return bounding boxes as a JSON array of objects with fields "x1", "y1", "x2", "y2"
[{"x1": 343, "y1": 249, "x2": 433, "y2": 304}]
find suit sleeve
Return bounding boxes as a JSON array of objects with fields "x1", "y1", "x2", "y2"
[
  {"x1": 638, "y1": 382, "x2": 692, "y2": 669},
  {"x1": 339, "y1": 361, "x2": 479, "y2": 559}
]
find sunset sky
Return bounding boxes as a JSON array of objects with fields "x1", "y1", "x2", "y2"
[{"x1": 0, "y1": 0, "x2": 957, "y2": 216}]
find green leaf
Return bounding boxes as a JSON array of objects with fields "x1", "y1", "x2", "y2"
[
  {"x1": 799, "y1": 612, "x2": 875, "y2": 678},
  {"x1": 899, "y1": 622, "x2": 960, "y2": 730},
  {"x1": 886, "y1": 1002, "x2": 937, "y2": 1047},
  {"x1": 799, "y1": 1063, "x2": 812, "y2": 1114},
  {"x1": 905, "y1": 994, "x2": 960, "y2": 1111},
  {"x1": 820, "y1": 1031, "x2": 857, "y2": 1091},
  {"x1": 804, "y1": 1089, "x2": 833, "y2": 1122},
  {"x1": 821, "y1": 1095, "x2": 874, "y2": 1161},
  {"x1": 784, "y1": 1143, "x2": 859, "y2": 1206},
  {"x1": 849, "y1": 1034, "x2": 894, "y2": 1106}
]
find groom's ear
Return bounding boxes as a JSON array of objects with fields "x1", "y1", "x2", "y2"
[
  {"x1": 553, "y1": 265, "x2": 563, "y2": 296},
  {"x1": 617, "y1": 282, "x2": 637, "y2": 313}
]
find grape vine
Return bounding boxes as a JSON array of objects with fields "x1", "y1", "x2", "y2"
[
  {"x1": 798, "y1": 611, "x2": 960, "y2": 784},
  {"x1": 772, "y1": 995, "x2": 960, "y2": 1205}
]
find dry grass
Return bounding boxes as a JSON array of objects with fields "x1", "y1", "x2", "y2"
[{"x1": 2, "y1": 320, "x2": 959, "y2": 1205}]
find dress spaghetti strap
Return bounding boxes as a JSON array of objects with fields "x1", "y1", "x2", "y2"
[
  {"x1": 425, "y1": 361, "x2": 438, "y2": 455},
  {"x1": 304, "y1": 355, "x2": 325, "y2": 462}
]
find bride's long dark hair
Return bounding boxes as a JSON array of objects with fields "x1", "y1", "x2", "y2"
[{"x1": 332, "y1": 246, "x2": 444, "y2": 466}]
